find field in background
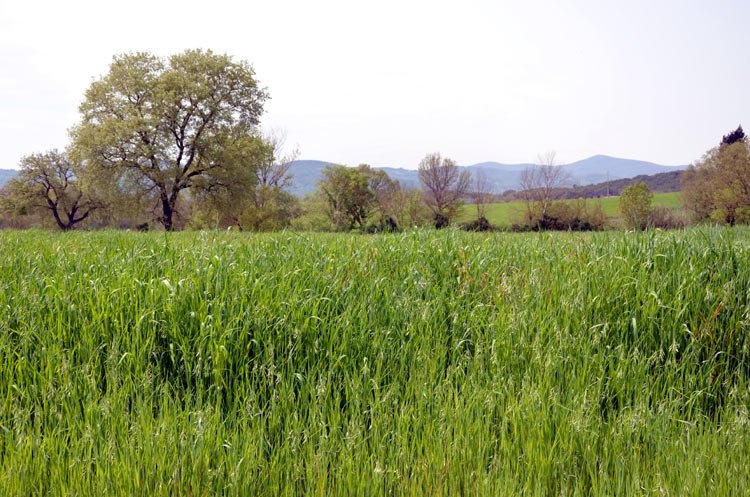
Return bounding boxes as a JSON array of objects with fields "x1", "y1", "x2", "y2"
[
  {"x1": 1, "y1": 228, "x2": 749, "y2": 496},
  {"x1": 459, "y1": 191, "x2": 683, "y2": 226}
]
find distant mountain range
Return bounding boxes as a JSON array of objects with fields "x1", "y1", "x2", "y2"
[
  {"x1": 287, "y1": 155, "x2": 687, "y2": 197},
  {"x1": 0, "y1": 155, "x2": 688, "y2": 196},
  {"x1": 500, "y1": 170, "x2": 683, "y2": 202},
  {"x1": 0, "y1": 169, "x2": 15, "y2": 188}
]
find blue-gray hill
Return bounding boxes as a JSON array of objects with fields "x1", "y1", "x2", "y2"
[
  {"x1": 285, "y1": 156, "x2": 687, "y2": 196},
  {"x1": 1, "y1": 156, "x2": 688, "y2": 197},
  {"x1": 562, "y1": 155, "x2": 685, "y2": 185},
  {"x1": 0, "y1": 169, "x2": 17, "y2": 188}
]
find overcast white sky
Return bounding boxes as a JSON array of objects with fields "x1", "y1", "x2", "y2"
[{"x1": 1, "y1": 0, "x2": 748, "y2": 169}]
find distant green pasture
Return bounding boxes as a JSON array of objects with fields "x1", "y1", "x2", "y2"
[{"x1": 460, "y1": 191, "x2": 682, "y2": 226}]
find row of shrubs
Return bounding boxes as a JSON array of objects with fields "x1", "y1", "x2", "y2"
[
  {"x1": 362, "y1": 206, "x2": 688, "y2": 234},
  {"x1": 465, "y1": 203, "x2": 687, "y2": 233},
  {"x1": 472, "y1": 199, "x2": 610, "y2": 232}
]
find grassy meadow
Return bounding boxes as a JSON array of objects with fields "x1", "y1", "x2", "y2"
[
  {"x1": 1, "y1": 227, "x2": 750, "y2": 495},
  {"x1": 459, "y1": 192, "x2": 682, "y2": 227}
]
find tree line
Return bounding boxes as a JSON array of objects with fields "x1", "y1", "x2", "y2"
[
  {"x1": 0, "y1": 49, "x2": 747, "y2": 232},
  {"x1": 0, "y1": 50, "x2": 481, "y2": 232}
]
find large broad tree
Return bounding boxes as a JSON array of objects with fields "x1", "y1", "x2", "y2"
[
  {"x1": 72, "y1": 49, "x2": 268, "y2": 230},
  {"x1": 0, "y1": 150, "x2": 102, "y2": 230},
  {"x1": 682, "y1": 126, "x2": 750, "y2": 225},
  {"x1": 418, "y1": 152, "x2": 470, "y2": 227}
]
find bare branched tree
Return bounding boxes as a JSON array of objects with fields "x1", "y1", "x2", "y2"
[
  {"x1": 518, "y1": 167, "x2": 538, "y2": 225},
  {"x1": 519, "y1": 151, "x2": 570, "y2": 224},
  {"x1": 195, "y1": 128, "x2": 301, "y2": 231},
  {"x1": 473, "y1": 169, "x2": 493, "y2": 219},
  {"x1": 258, "y1": 128, "x2": 299, "y2": 190},
  {"x1": 418, "y1": 152, "x2": 471, "y2": 227},
  {"x1": 246, "y1": 129, "x2": 301, "y2": 230}
]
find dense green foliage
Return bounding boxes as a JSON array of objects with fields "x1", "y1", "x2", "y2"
[
  {"x1": 318, "y1": 164, "x2": 399, "y2": 231},
  {"x1": 72, "y1": 49, "x2": 269, "y2": 231},
  {"x1": 682, "y1": 136, "x2": 750, "y2": 226},
  {"x1": 619, "y1": 182, "x2": 653, "y2": 230},
  {"x1": 1, "y1": 229, "x2": 749, "y2": 495}
]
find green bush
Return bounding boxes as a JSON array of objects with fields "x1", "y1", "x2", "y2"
[{"x1": 620, "y1": 182, "x2": 653, "y2": 229}]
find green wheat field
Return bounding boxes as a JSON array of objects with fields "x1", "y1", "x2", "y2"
[{"x1": 1, "y1": 228, "x2": 749, "y2": 496}]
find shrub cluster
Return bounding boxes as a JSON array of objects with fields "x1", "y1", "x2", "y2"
[
  {"x1": 461, "y1": 216, "x2": 493, "y2": 232},
  {"x1": 650, "y1": 206, "x2": 686, "y2": 229},
  {"x1": 513, "y1": 199, "x2": 607, "y2": 232}
]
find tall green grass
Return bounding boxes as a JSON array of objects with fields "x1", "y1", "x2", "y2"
[{"x1": 1, "y1": 228, "x2": 749, "y2": 496}]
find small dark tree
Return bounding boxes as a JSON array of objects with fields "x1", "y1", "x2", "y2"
[
  {"x1": 722, "y1": 125, "x2": 746, "y2": 146},
  {"x1": 433, "y1": 213, "x2": 450, "y2": 229}
]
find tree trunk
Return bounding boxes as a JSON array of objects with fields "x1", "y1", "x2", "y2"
[
  {"x1": 50, "y1": 206, "x2": 69, "y2": 230},
  {"x1": 160, "y1": 191, "x2": 175, "y2": 231},
  {"x1": 157, "y1": 185, "x2": 183, "y2": 231},
  {"x1": 726, "y1": 208, "x2": 736, "y2": 226}
]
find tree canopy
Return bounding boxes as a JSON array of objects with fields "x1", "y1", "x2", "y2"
[
  {"x1": 319, "y1": 164, "x2": 373, "y2": 230},
  {"x1": 72, "y1": 49, "x2": 268, "y2": 230},
  {"x1": 318, "y1": 164, "x2": 400, "y2": 231},
  {"x1": 682, "y1": 126, "x2": 750, "y2": 225}
]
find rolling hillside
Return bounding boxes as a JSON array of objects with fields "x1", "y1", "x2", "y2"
[
  {"x1": 1, "y1": 156, "x2": 688, "y2": 197},
  {"x1": 499, "y1": 170, "x2": 683, "y2": 201},
  {"x1": 285, "y1": 155, "x2": 686, "y2": 197}
]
